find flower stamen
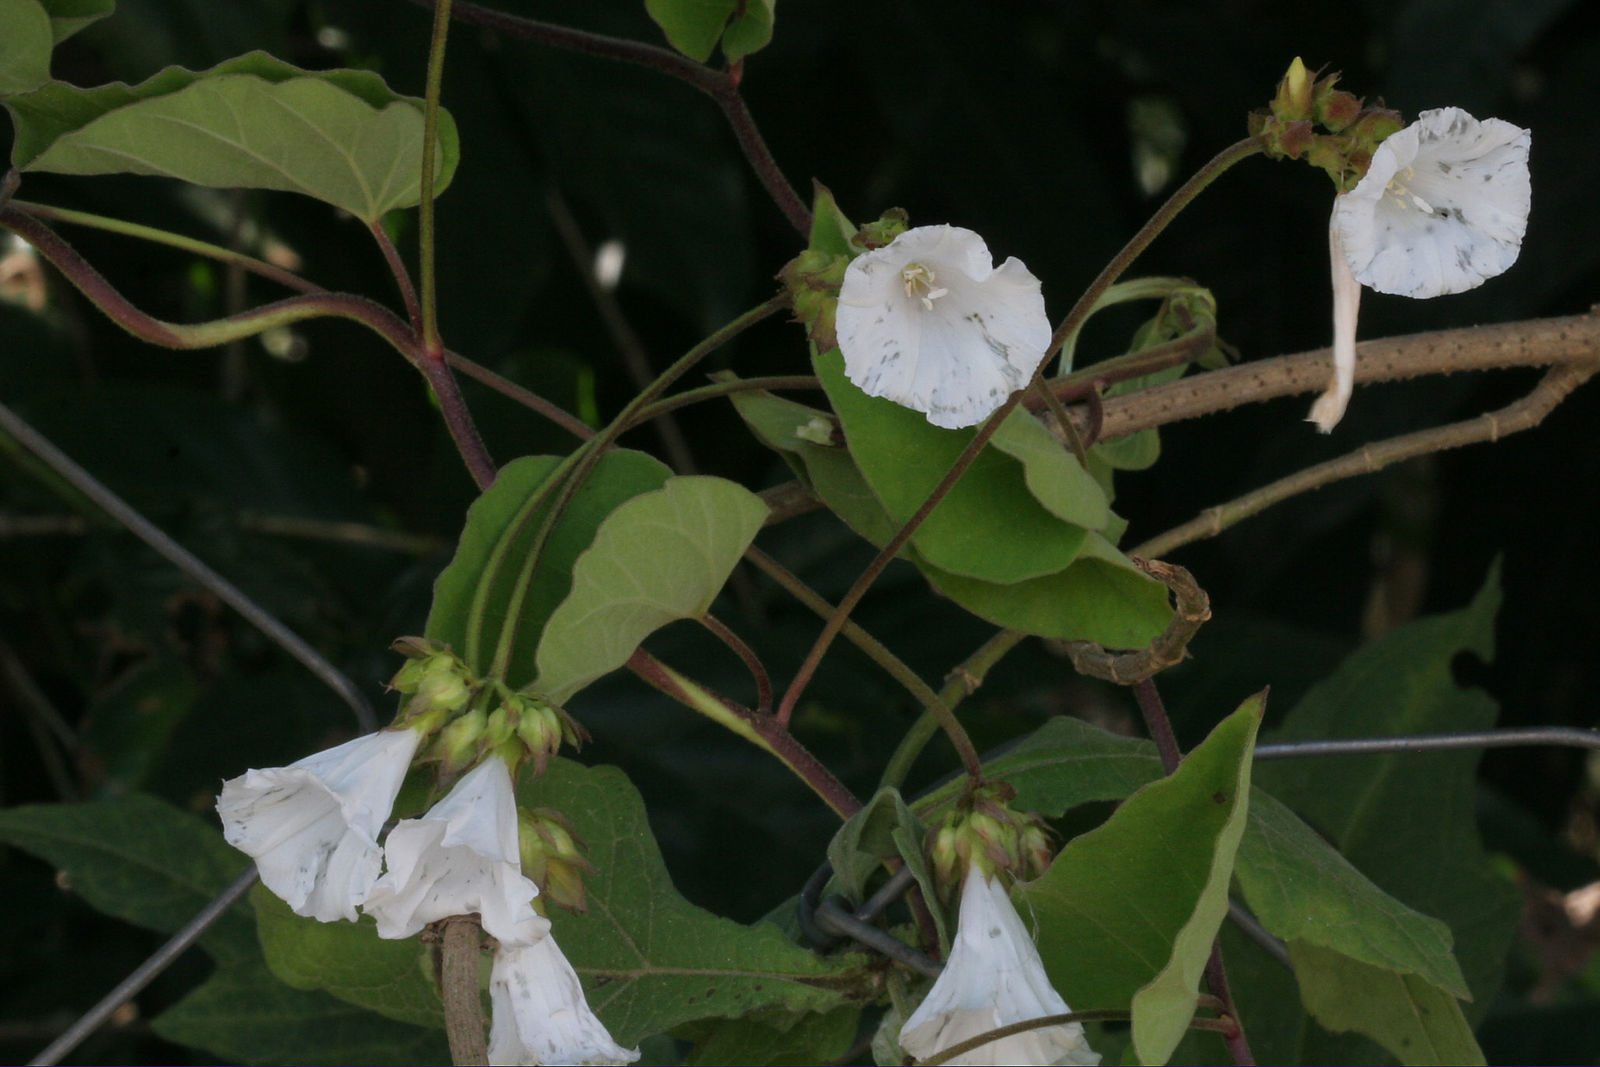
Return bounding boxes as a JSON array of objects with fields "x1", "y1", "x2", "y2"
[{"x1": 901, "y1": 262, "x2": 949, "y2": 310}]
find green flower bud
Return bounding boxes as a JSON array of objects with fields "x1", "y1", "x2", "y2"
[
  {"x1": 1315, "y1": 86, "x2": 1362, "y2": 133},
  {"x1": 777, "y1": 248, "x2": 848, "y2": 353},
  {"x1": 1271, "y1": 57, "x2": 1313, "y2": 123},
  {"x1": 518, "y1": 807, "x2": 594, "y2": 914},
  {"x1": 852, "y1": 208, "x2": 910, "y2": 252},
  {"x1": 432, "y1": 706, "x2": 487, "y2": 774}
]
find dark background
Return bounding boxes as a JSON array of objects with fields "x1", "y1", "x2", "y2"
[{"x1": 3, "y1": 0, "x2": 1598, "y2": 1062}]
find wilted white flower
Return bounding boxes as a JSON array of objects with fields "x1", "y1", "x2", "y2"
[
  {"x1": 216, "y1": 727, "x2": 421, "y2": 923},
  {"x1": 901, "y1": 866, "x2": 1099, "y2": 1066},
  {"x1": 363, "y1": 757, "x2": 549, "y2": 946},
  {"x1": 488, "y1": 935, "x2": 639, "y2": 1066},
  {"x1": 835, "y1": 224, "x2": 1050, "y2": 430},
  {"x1": 1310, "y1": 107, "x2": 1531, "y2": 431}
]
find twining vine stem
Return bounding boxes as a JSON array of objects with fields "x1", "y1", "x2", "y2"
[
  {"x1": 406, "y1": 0, "x2": 811, "y2": 235},
  {"x1": 438, "y1": 918, "x2": 488, "y2": 1066}
]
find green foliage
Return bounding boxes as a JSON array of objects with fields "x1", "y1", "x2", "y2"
[
  {"x1": 35, "y1": 0, "x2": 114, "y2": 42},
  {"x1": 826, "y1": 786, "x2": 948, "y2": 945},
  {"x1": 254, "y1": 888, "x2": 443, "y2": 1028},
  {"x1": 533, "y1": 474, "x2": 770, "y2": 701},
  {"x1": 0, "y1": 0, "x2": 53, "y2": 94},
  {"x1": 518, "y1": 759, "x2": 872, "y2": 1046},
  {"x1": 1250, "y1": 566, "x2": 1517, "y2": 1062},
  {"x1": 0, "y1": 793, "x2": 254, "y2": 961},
  {"x1": 1017, "y1": 695, "x2": 1260, "y2": 1065},
  {"x1": 681, "y1": 1004, "x2": 860, "y2": 1065},
  {"x1": 6, "y1": 51, "x2": 459, "y2": 220},
  {"x1": 152, "y1": 959, "x2": 451, "y2": 1067},
  {"x1": 645, "y1": 0, "x2": 775, "y2": 63},
  {"x1": 1288, "y1": 943, "x2": 1484, "y2": 1066},
  {"x1": 2, "y1": 1, "x2": 1589, "y2": 1064},
  {"x1": 426, "y1": 450, "x2": 670, "y2": 685},
  {"x1": 911, "y1": 532, "x2": 1172, "y2": 646},
  {"x1": 816, "y1": 344, "x2": 1097, "y2": 583}
]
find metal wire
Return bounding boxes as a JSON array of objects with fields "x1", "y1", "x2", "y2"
[
  {"x1": 1254, "y1": 725, "x2": 1600, "y2": 759},
  {"x1": 799, "y1": 724, "x2": 1600, "y2": 984},
  {"x1": 813, "y1": 898, "x2": 942, "y2": 979},
  {"x1": 0, "y1": 398, "x2": 376, "y2": 733},
  {"x1": 30, "y1": 866, "x2": 260, "y2": 1066}
]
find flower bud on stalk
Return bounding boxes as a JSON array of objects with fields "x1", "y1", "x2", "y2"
[{"x1": 518, "y1": 807, "x2": 595, "y2": 914}]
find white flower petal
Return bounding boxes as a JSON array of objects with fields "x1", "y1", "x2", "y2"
[
  {"x1": 1334, "y1": 107, "x2": 1530, "y2": 299},
  {"x1": 363, "y1": 758, "x2": 549, "y2": 946},
  {"x1": 488, "y1": 935, "x2": 639, "y2": 1066},
  {"x1": 1308, "y1": 218, "x2": 1363, "y2": 433},
  {"x1": 836, "y1": 224, "x2": 1050, "y2": 429},
  {"x1": 901, "y1": 867, "x2": 1099, "y2": 1066},
  {"x1": 216, "y1": 728, "x2": 421, "y2": 922}
]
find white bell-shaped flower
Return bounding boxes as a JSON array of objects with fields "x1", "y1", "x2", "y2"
[
  {"x1": 362, "y1": 757, "x2": 550, "y2": 947},
  {"x1": 488, "y1": 934, "x2": 640, "y2": 1067},
  {"x1": 216, "y1": 727, "x2": 421, "y2": 923},
  {"x1": 835, "y1": 224, "x2": 1051, "y2": 429},
  {"x1": 1311, "y1": 107, "x2": 1531, "y2": 431},
  {"x1": 901, "y1": 866, "x2": 1099, "y2": 1066}
]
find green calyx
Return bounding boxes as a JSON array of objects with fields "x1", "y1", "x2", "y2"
[
  {"x1": 1250, "y1": 57, "x2": 1404, "y2": 191},
  {"x1": 928, "y1": 780, "x2": 1055, "y2": 897},
  {"x1": 387, "y1": 636, "x2": 584, "y2": 775},
  {"x1": 517, "y1": 806, "x2": 594, "y2": 914}
]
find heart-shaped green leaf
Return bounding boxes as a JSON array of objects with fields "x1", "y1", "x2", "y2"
[
  {"x1": 532, "y1": 474, "x2": 769, "y2": 702},
  {"x1": 0, "y1": 0, "x2": 53, "y2": 95},
  {"x1": 8, "y1": 51, "x2": 458, "y2": 221},
  {"x1": 427, "y1": 450, "x2": 672, "y2": 685}
]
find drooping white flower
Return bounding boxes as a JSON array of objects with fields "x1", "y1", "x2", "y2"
[
  {"x1": 1310, "y1": 107, "x2": 1531, "y2": 431},
  {"x1": 362, "y1": 757, "x2": 550, "y2": 947},
  {"x1": 488, "y1": 935, "x2": 639, "y2": 1067},
  {"x1": 835, "y1": 224, "x2": 1051, "y2": 430},
  {"x1": 216, "y1": 727, "x2": 421, "y2": 923},
  {"x1": 1308, "y1": 221, "x2": 1365, "y2": 433},
  {"x1": 900, "y1": 866, "x2": 1099, "y2": 1066}
]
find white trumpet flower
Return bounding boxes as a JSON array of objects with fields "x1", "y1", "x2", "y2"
[
  {"x1": 900, "y1": 866, "x2": 1099, "y2": 1066},
  {"x1": 488, "y1": 935, "x2": 639, "y2": 1066},
  {"x1": 216, "y1": 727, "x2": 421, "y2": 923},
  {"x1": 363, "y1": 757, "x2": 549, "y2": 947},
  {"x1": 835, "y1": 224, "x2": 1051, "y2": 429},
  {"x1": 1311, "y1": 107, "x2": 1531, "y2": 431}
]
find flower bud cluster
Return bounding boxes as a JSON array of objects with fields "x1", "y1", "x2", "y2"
[
  {"x1": 929, "y1": 780, "x2": 1055, "y2": 899},
  {"x1": 388, "y1": 637, "x2": 586, "y2": 777},
  {"x1": 519, "y1": 806, "x2": 595, "y2": 914},
  {"x1": 1249, "y1": 57, "x2": 1403, "y2": 191},
  {"x1": 778, "y1": 207, "x2": 910, "y2": 355}
]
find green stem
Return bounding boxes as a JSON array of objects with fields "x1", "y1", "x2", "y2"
[
  {"x1": 370, "y1": 220, "x2": 422, "y2": 328},
  {"x1": 877, "y1": 628, "x2": 1026, "y2": 793},
  {"x1": 2, "y1": 206, "x2": 497, "y2": 488},
  {"x1": 633, "y1": 375, "x2": 822, "y2": 422},
  {"x1": 627, "y1": 649, "x2": 861, "y2": 819},
  {"x1": 11, "y1": 200, "x2": 319, "y2": 294},
  {"x1": 444, "y1": 350, "x2": 595, "y2": 440},
  {"x1": 407, "y1": 0, "x2": 810, "y2": 234},
  {"x1": 744, "y1": 547, "x2": 981, "y2": 774},
  {"x1": 1043, "y1": 138, "x2": 1262, "y2": 366},
  {"x1": 418, "y1": 0, "x2": 453, "y2": 349},
  {"x1": 773, "y1": 392, "x2": 1022, "y2": 731}
]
